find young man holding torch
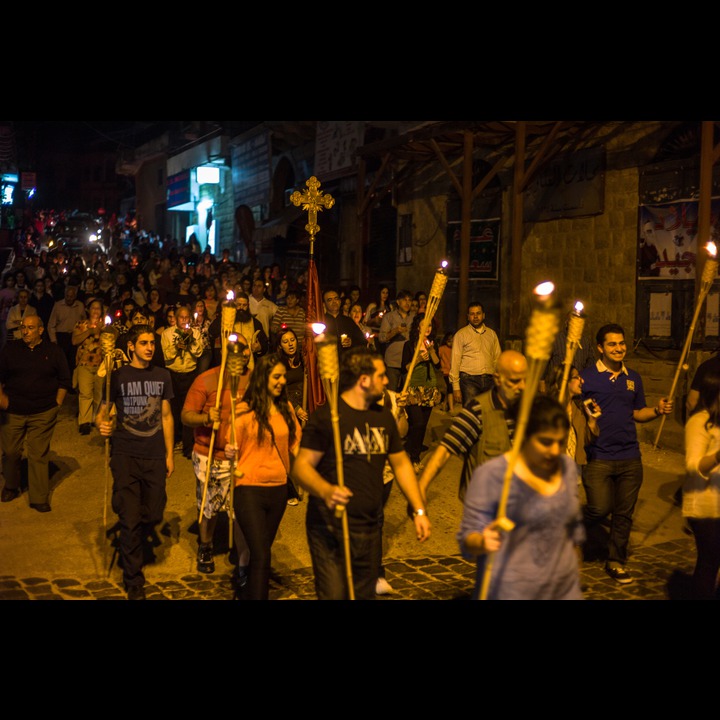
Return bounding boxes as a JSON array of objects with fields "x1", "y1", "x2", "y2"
[
  {"x1": 96, "y1": 324, "x2": 174, "y2": 601},
  {"x1": 580, "y1": 323, "x2": 672, "y2": 584},
  {"x1": 291, "y1": 346, "x2": 431, "y2": 600}
]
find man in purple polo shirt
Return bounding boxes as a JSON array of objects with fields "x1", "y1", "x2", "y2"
[{"x1": 580, "y1": 323, "x2": 672, "y2": 585}]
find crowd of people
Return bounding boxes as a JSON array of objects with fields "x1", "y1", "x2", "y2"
[{"x1": 0, "y1": 213, "x2": 718, "y2": 601}]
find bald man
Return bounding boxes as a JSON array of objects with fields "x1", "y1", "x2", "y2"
[{"x1": 416, "y1": 349, "x2": 528, "y2": 505}]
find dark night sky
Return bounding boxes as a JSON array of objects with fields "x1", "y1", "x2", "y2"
[{"x1": 13, "y1": 121, "x2": 170, "y2": 152}]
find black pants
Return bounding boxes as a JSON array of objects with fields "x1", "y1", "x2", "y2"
[
  {"x1": 56, "y1": 331, "x2": 75, "y2": 376},
  {"x1": 110, "y1": 453, "x2": 167, "y2": 589},
  {"x1": 405, "y1": 404, "x2": 433, "y2": 463},
  {"x1": 169, "y1": 368, "x2": 197, "y2": 453},
  {"x1": 233, "y1": 483, "x2": 288, "y2": 600},
  {"x1": 687, "y1": 517, "x2": 720, "y2": 600}
]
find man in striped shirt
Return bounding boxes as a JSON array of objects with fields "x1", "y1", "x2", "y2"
[
  {"x1": 416, "y1": 349, "x2": 527, "y2": 506},
  {"x1": 270, "y1": 290, "x2": 306, "y2": 350}
]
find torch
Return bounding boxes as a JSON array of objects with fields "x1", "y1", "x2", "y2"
[
  {"x1": 224, "y1": 336, "x2": 244, "y2": 552},
  {"x1": 557, "y1": 301, "x2": 586, "y2": 406},
  {"x1": 478, "y1": 282, "x2": 561, "y2": 600},
  {"x1": 199, "y1": 292, "x2": 237, "y2": 520},
  {"x1": 654, "y1": 241, "x2": 718, "y2": 448},
  {"x1": 99, "y1": 318, "x2": 118, "y2": 560},
  {"x1": 401, "y1": 261, "x2": 449, "y2": 394},
  {"x1": 313, "y1": 322, "x2": 355, "y2": 600}
]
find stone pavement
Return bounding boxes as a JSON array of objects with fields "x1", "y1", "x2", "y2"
[
  {"x1": 0, "y1": 399, "x2": 699, "y2": 601},
  {"x1": 0, "y1": 536, "x2": 698, "y2": 600}
]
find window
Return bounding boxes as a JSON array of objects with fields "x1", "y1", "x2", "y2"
[{"x1": 398, "y1": 213, "x2": 412, "y2": 264}]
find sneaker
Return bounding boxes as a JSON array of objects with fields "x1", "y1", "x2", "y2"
[
  {"x1": 287, "y1": 498, "x2": 299, "y2": 506},
  {"x1": 197, "y1": 543, "x2": 215, "y2": 574},
  {"x1": 605, "y1": 564, "x2": 633, "y2": 584},
  {"x1": 173, "y1": 441, "x2": 183, "y2": 453},
  {"x1": 375, "y1": 577, "x2": 393, "y2": 595},
  {"x1": 232, "y1": 565, "x2": 248, "y2": 591}
]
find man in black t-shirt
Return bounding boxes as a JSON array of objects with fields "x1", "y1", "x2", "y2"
[
  {"x1": 291, "y1": 346, "x2": 431, "y2": 600},
  {"x1": 97, "y1": 324, "x2": 174, "y2": 600}
]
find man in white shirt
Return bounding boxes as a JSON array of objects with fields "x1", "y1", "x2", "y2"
[
  {"x1": 449, "y1": 302, "x2": 501, "y2": 407},
  {"x1": 47, "y1": 284, "x2": 87, "y2": 380},
  {"x1": 248, "y1": 279, "x2": 278, "y2": 339}
]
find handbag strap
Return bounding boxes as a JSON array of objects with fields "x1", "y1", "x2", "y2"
[{"x1": 272, "y1": 437, "x2": 289, "y2": 475}]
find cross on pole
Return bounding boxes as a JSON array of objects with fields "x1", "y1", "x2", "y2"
[{"x1": 290, "y1": 175, "x2": 335, "y2": 254}]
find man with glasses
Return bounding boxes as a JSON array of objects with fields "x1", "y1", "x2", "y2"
[{"x1": 0, "y1": 316, "x2": 71, "y2": 512}]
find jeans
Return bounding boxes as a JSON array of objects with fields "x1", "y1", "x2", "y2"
[
  {"x1": 307, "y1": 519, "x2": 382, "y2": 600},
  {"x1": 687, "y1": 517, "x2": 720, "y2": 600},
  {"x1": 168, "y1": 368, "x2": 198, "y2": 452},
  {"x1": 459, "y1": 372, "x2": 494, "y2": 406},
  {"x1": 581, "y1": 458, "x2": 643, "y2": 565},
  {"x1": 376, "y1": 480, "x2": 394, "y2": 579}
]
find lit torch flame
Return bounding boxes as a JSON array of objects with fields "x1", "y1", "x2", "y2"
[
  {"x1": 534, "y1": 281, "x2": 554, "y2": 298},
  {"x1": 707, "y1": 241, "x2": 717, "y2": 258},
  {"x1": 312, "y1": 322, "x2": 327, "y2": 342}
]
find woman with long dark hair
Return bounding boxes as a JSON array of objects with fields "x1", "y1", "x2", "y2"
[
  {"x1": 683, "y1": 365, "x2": 720, "y2": 599},
  {"x1": 276, "y1": 327, "x2": 308, "y2": 506},
  {"x1": 224, "y1": 352, "x2": 302, "y2": 599},
  {"x1": 275, "y1": 327, "x2": 308, "y2": 426},
  {"x1": 145, "y1": 287, "x2": 166, "y2": 331},
  {"x1": 401, "y1": 312, "x2": 442, "y2": 471}
]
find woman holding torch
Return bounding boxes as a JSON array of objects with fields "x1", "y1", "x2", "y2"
[
  {"x1": 223, "y1": 352, "x2": 302, "y2": 600},
  {"x1": 457, "y1": 394, "x2": 585, "y2": 600},
  {"x1": 401, "y1": 312, "x2": 443, "y2": 471}
]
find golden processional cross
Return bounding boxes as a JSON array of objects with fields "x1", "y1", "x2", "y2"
[{"x1": 290, "y1": 175, "x2": 335, "y2": 253}]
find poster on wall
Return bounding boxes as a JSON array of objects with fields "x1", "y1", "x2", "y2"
[
  {"x1": 706, "y1": 292, "x2": 719, "y2": 336},
  {"x1": 446, "y1": 219, "x2": 500, "y2": 280},
  {"x1": 638, "y1": 199, "x2": 720, "y2": 280},
  {"x1": 648, "y1": 292, "x2": 672, "y2": 335}
]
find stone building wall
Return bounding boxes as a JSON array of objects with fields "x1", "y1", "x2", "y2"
[{"x1": 521, "y1": 165, "x2": 641, "y2": 345}]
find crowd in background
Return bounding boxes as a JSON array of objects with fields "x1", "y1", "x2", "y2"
[{"x1": 0, "y1": 211, "x2": 457, "y2": 449}]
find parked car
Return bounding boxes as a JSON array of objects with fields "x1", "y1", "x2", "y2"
[{"x1": 50, "y1": 215, "x2": 107, "y2": 254}]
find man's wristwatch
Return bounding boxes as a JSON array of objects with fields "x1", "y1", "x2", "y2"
[
  {"x1": 654, "y1": 406, "x2": 661, "y2": 417},
  {"x1": 412, "y1": 508, "x2": 427, "y2": 518}
]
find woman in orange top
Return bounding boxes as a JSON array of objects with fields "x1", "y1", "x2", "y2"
[{"x1": 225, "y1": 352, "x2": 302, "y2": 600}]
